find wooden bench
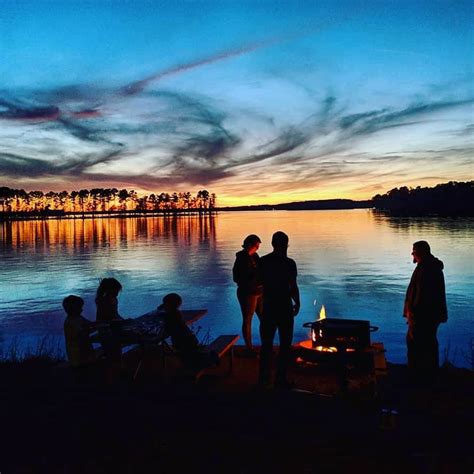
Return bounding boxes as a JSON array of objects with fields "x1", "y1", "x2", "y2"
[
  {"x1": 194, "y1": 334, "x2": 239, "y2": 381},
  {"x1": 162, "y1": 334, "x2": 239, "y2": 382}
]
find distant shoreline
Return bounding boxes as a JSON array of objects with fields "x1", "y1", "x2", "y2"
[{"x1": 2, "y1": 203, "x2": 474, "y2": 222}]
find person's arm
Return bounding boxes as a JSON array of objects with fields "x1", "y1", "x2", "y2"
[
  {"x1": 109, "y1": 296, "x2": 124, "y2": 320},
  {"x1": 290, "y1": 260, "x2": 300, "y2": 316},
  {"x1": 232, "y1": 254, "x2": 246, "y2": 285},
  {"x1": 438, "y1": 271, "x2": 448, "y2": 322}
]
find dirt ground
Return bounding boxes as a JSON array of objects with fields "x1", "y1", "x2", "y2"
[{"x1": 0, "y1": 347, "x2": 472, "y2": 473}]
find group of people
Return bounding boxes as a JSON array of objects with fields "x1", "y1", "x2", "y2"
[
  {"x1": 233, "y1": 234, "x2": 448, "y2": 387},
  {"x1": 63, "y1": 279, "x2": 203, "y2": 378},
  {"x1": 63, "y1": 232, "x2": 448, "y2": 387},
  {"x1": 233, "y1": 231, "x2": 300, "y2": 388}
]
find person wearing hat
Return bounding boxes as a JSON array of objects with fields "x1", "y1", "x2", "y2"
[{"x1": 232, "y1": 234, "x2": 263, "y2": 353}]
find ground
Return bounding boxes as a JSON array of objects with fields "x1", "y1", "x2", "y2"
[{"x1": 0, "y1": 347, "x2": 472, "y2": 473}]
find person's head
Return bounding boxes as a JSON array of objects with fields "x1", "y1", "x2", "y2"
[
  {"x1": 242, "y1": 234, "x2": 261, "y2": 255},
  {"x1": 412, "y1": 240, "x2": 431, "y2": 264},
  {"x1": 271, "y1": 231, "x2": 289, "y2": 253},
  {"x1": 63, "y1": 295, "x2": 84, "y2": 317},
  {"x1": 96, "y1": 278, "x2": 122, "y2": 300},
  {"x1": 162, "y1": 293, "x2": 182, "y2": 312}
]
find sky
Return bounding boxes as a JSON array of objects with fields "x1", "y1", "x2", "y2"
[{"x1": 0, "y1": 0, "x2": 473, "y2": 206}]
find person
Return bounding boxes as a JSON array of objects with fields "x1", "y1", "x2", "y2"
[
  {"x1": 95, "y1": 278, "x2": 124, "y2": 363},
  {"x1": 159, "y1": 293, "x2": 215, "y2": 370},
  {"x1": 258, "y1": 231, "x2": 300, "y2": 388},
  {"x1": 95, "y1": 278, "x2": 124, "y2": 323},
  {"x1": 232, "y1": 234, "x2": 263, "y2": 353},
  {"x1": 160, "y1": 293, "x2": 199, "y2": 357},
  {"x1": 63, "y1": 295, "x2": 97, "y2": 368},
  {"x1": 403, "y1": 240, "x2": 448, "y2": 383}
]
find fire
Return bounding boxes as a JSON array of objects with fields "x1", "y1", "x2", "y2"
[
  {"x1": 314, "y1": 345, "x2": 337, "y2": 352},
  {"x1": 319, "y1": 305, "x2": 326, "y2": 320}
]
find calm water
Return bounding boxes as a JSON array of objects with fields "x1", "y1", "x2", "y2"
[{"x1": 1, "y1": 210, "x2": 473, "y2": 367}]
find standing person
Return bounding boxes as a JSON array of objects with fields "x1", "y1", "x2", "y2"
[
  {"x1": 258, "y1": 231, "x2": 300, "y2": 389},
  {"x1": 403, "y1": 240, "x2": 448, "y2": 383},
  {"x1": 232, "y1": 234, "x2": 263, "y2": 354}
]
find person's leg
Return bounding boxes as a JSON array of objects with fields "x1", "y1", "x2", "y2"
[
  {"x1": 258, "y1": 313, "x2": 277, "y2": 384},
  {"x1": 255, "y1": 294, "x2": 264, "y2": 321},
  {"x1": 237, "y1": 289, "x2": 257, "y2": 350},
  {"x1": 407, "y1": 320, "x2": 439, "y2": 384},
  {"x1": 275, "y1": 313, "x2": 294, "y2": 385},
  {"x1": 406, "y1": 321, "x2": 418, "y2": 372},
  {"x1": 423, "y1": 321, "x2": 440, "y2": 382}
]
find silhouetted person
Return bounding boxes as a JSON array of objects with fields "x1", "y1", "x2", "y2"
[
  {"x1": 232, "y1": 234, "x2": 263, "y2": 353},
  {"x1": 159, "y1": 293, "x2": 216, "y2": 370},
  {"x1": 95, "y1": 278, "x2": 124, "y2": 365},
  {"x1": 96, "y1": 278, "x2": 124, "y2": 323},
  {"x1": 404, "y1": 240, "x2": 447, "y2": 383},
  {"x1": 258, "y1": 231, "x2": 300, "y2": 388},
  {"x1": 63, "y1": 295, "x2": 97, "y2": 368}
]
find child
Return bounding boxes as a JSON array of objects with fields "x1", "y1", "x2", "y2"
[
  {"x1": 159, "y1": 293, "x2": 199, "y2": 361},
  {"x1": 159, "y1": 293, "x2": 219, "y2": 371},
  {"x1": 63, "y1": 295, "x2": 98, "y2": 368}
]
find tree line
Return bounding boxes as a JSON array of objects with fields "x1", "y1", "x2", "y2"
[
  {"x1": 0, "y1": 187, "x2": 216, "y2": 214},
  {"x1": 372, "y1": 181, "x2": 474, "y2": 215}
]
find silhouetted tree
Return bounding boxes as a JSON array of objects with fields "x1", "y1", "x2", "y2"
[{"x1": 372, "y1": 181, "x2": 474, "y2": 215}]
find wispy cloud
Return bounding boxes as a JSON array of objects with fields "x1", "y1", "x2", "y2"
[{"x1": 1, "y1": 61, "x2": 473, "y2": 200}]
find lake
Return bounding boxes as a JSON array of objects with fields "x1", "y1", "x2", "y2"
[{"x1": 1, "y1": 210, "x2": 473, "y2": 367}]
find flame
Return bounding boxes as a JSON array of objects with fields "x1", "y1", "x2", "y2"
[
  {"x1": 319, "y1": 305, "x2": 326, "y2": 320},
  {"x1": 315, "y1": 346, "x2": 338, "y2": 352}
]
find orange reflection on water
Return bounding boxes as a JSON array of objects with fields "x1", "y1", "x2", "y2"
[{"x1": 1, "y1": 214, "x2": 217, "y2": 251}]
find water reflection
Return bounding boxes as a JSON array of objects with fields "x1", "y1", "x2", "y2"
[
  {"x1": 373, "y1": 211, "x2": 474, "y2": 233},
  {"x1": 1, "y1": 214, "x2": 217, "y2": 250},
  {"x1": 1, "y1": 210, "x2": 473, "y2": 367}
]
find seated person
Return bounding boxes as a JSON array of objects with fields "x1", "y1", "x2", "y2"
[
  {"x1": 63, "y1": 295, "x2": 99, "y2": 368},
  {"x1": 95, "y1": 277, "x2": 124, "y2": 323},
  {"x1": 95, "y1": 278, "x2": 125, "y2": 361},
  {"x1": 159, "y1": 293, "x2": 199, "y2": 355},
  {"x1": 159, "y1": 293, "x2": 216, "y2": 370}
]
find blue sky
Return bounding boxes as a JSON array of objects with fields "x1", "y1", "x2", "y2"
[{"x1": 0, "y1": 0, "x2": 472, "y2": 205}]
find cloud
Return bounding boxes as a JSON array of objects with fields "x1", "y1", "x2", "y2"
[
  {"x1": 0, "y1": 98, "x2": 59, "y2": 121},
  {"x1": 1, "y1": 72, "x2": 473, "y2": 199}
]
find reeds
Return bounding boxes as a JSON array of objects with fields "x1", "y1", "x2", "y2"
[{"x1": 0, "y1": 335, "x2": 65, "y2": 365}]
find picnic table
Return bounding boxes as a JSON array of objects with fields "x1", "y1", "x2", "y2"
[
  {"x1": 90, "y1": 309, "x2": 238, "y2": 381},
  {"x1": 90, "y1": 309, "x2": 208, "y2": 346}
]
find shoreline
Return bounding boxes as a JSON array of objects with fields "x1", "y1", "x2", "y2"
[{"x1": 2, "y1": 207, "x2": 474, "y2": 222}]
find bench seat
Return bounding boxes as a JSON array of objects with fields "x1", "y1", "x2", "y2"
[{"x1": 162, "y1": 334, "x2": 239, "y2": 382}]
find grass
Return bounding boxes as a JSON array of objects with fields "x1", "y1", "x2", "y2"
[{"x1": 0, "y1": 335, "x2": 65, "y2": 365}]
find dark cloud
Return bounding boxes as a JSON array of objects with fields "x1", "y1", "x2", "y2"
[
  {"x1": 0, "y1": 149, "x2": 123, "y2": 179},
  {"x1": 0, "y1": 98, "x2": 59, "y2": 121},
  {"x1": 0, "y1": 152, "x2": 77, "y2": 177},
  {"x1": 1, "y1": 77, "x2": 473, "y2": 194},
  {"x1": 337, "y1": 99, "x2": 474, "y2": 138}
]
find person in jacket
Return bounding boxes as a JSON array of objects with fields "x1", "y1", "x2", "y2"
[
  {"x1": 258, "y1": 231, "x2": 300, "y2": 389},
  {"x1": 232, "y1": 234, "x2": 263, "y2": 353},
  {"x1": 403, "y1": 240, "x2": 448, "y2": 382}
]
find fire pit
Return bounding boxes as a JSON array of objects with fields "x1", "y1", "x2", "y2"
[{"x1": 297, "y1": 305, "x2": 378, "y2": 366}]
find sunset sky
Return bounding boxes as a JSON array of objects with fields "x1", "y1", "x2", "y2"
[{"x1": 1, "y1": 1, "x2": 472, "y2": 206}]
